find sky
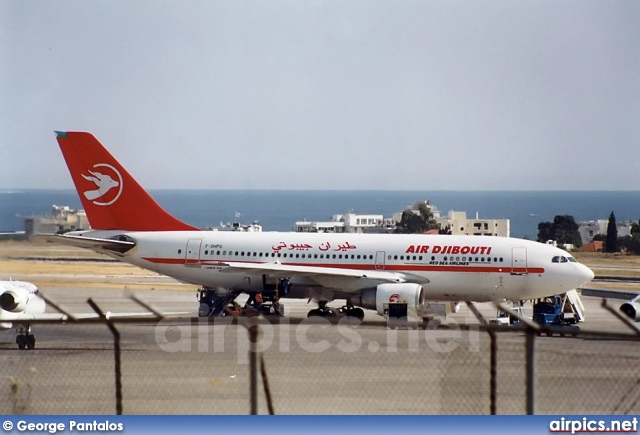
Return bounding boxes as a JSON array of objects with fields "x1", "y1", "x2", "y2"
[{"x1": 1, "y1": 1, "x2": 639, "y2": 191}]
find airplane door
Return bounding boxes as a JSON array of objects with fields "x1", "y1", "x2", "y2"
[
  {"x1": 185, "y1": 239, "x2": 202, "y2": 266},
  {"x1": 511, "y1": 247, "x2": 528, "y2": 275},
  {"x1": 375, "y1": 251, "x2": 386, "y2": 270}
]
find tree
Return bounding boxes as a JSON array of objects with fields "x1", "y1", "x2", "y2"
[
  {"x1": 537, "y1": 215, "x2": 582, "y2": 247},
  {"x1": 605, "y1": 211, "x2": 618, "y2": 253},
  {"x1": 625, "y1": 219, "x2": 640, "y2": 254},
  {"x1": 395, "y1": 203, "x2": 440, "y2": 234}
]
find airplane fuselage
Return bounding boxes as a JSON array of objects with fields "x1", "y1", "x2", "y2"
[{"x1": 71, "y1": 230, "x2": 594, "y2": 303}]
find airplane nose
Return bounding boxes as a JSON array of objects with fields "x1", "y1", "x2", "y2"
[{"x1": 581, "y1": 264, "x2": 595, "y2": 283}]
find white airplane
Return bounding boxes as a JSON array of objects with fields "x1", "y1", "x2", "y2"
[
  {"x1": 0, "y1": 280, "x2": 44, "y2": 349},
  {"x1": 0, "y1": 279, "x2": 181, "y2": 349},
  {"x1": 46, "y1": 131, "x2": 595, "y2": 322}
]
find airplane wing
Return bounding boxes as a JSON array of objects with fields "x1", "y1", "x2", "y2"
[
  {"x1": 35, "y1": 234, "x2": 135, "y2": 254},
  {"x1": 7, "y1": 311, "x2": 186, "y2": 323},
  {"x1": 218, "y1": 261, "x2": 430, "y2": 289},
  {"x1": 580, "y1": 287, "x2": 640, "y2": 300}
]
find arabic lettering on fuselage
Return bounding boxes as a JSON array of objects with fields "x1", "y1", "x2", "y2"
[
  {"x1": 271, "y1": 241, "x2": 357, "y2": 252},
  {"x1": 334, "y1": 242, "x2": 356, "y2": 252}
]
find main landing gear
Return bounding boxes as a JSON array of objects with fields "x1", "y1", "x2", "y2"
[
  {"x1": 307, "y1": 302, "x2": 365, "y2": 321},
  {"x1": 16, "y1": 325, "x2": 36, "y2": 350}
]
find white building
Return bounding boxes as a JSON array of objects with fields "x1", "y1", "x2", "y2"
[
  {"x1": 578, "y1": 220, "x2": 632, "y2": 245},
  {"x1": 392, "y1": 200, "x2": 509, "y2": 237},
  {"x1": 437, "y1": 210, "x2": 510, "y2": 237},
  {"x1": 295, "y1": 199, "x2": 510, "y2": 236},
  {"x1": 24, "y1": 205, "x2": 90, "y2": 237},
  {"x1": 295, "y1": 213, "x2": 394, "y2": 233}
]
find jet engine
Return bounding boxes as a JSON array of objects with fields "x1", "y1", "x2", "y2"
[
  {"x1": 0, "y1": 289, "x2": 29, "y2": 312},
  {"x1": 0, "y1": 282, "x2": 43, "y2": 314},
  {"x1": 620, "y1": 301, "x2": 640, "y2": 322},
  {"x1": 351, "y1": 283, "x2": 425, "y2": 316}
]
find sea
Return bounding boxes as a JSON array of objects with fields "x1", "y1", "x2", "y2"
[{"x1": 1, "y1": 189, "x2": 640, "y2": 239}]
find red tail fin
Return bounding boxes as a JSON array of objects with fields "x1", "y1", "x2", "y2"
[{"x1": 55, "y1": 131, "x2": 199, "y2": 231}]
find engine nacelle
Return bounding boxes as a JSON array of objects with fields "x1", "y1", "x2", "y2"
[
  {"x1": 620, "y1": 302, "x2": 640, "y2": 322},
  {"x1": 351, "y1": 283, "x2": 425, "y2": 316},
  {"x1": 0, "y1": 290, "x2": 29, "y2": 312},
  {"x1": 0, "y1": 281, "x2": 42, "y2": 314}
]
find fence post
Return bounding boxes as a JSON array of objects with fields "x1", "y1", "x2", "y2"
[
  {"x1": 248, "y1": 324, "x2": 259, "y2": 415},
  {"x1": 525, "y1": 329, "x2": 535, "y2": 415},
  {"x1": 493, "y1": 302, "x2": 541, "y2": 415},
  {"x1": 87, "y1": 298, "x2": 123, "y2": 415},
  {"x1": 465, "y1": 302, "x2": 496, "y2": 414}
]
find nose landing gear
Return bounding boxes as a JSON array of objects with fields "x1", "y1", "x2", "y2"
[{"x1": 16, "y1": 325, "x2": 35, "y2": 350}]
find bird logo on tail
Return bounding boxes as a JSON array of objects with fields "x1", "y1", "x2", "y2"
[{"x1": 81, "y1": 163, "x2": 124, "y2": 206}]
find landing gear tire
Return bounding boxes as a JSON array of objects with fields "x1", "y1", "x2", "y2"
[
  {"x1": 16, "y1": 334, "x2": 35, "y2": 350},
  {"x1": 346, "y1": 308, "x2": 365, "y2": 321},
  {"x1": 307, "y1": 300, "x2": 336, "y2": 318},
  {"x1": 307, "y1": 307, "x2": 336, "y2": 318}
]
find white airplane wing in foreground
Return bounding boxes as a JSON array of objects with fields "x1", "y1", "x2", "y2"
[{"x1": 7, "y1": 311, "x2": 164, "y2": 322}]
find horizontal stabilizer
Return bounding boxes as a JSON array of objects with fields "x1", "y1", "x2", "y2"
[{"x1": 36, "y1": 234, "x2": 135, "y2": 254}]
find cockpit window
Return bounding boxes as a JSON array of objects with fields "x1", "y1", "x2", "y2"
[
  {"x1": 552, "y1": 256, "x2": 560, "y2": 263},
  {"x1": 552, "y1": 256, "x2": 570, "y2": 263},
  {"x1": 567, "y1": 257, "x2": 577, "y2": 263}
]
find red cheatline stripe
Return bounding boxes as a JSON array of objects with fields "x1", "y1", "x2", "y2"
[{"x1": 141, "y1": 257, "x2": 544, "y2": 274}]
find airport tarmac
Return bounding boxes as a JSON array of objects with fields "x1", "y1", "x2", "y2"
[
  {"x1": 1, "y1": 242, "x2": 639, "y2": 414},
  {"x1": 1, "y1": 286, "x2": 639, "y2": 415}
]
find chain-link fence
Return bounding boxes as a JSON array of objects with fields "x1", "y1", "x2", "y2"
[{"x1": 1, "y1": 312, "x2": 639, "y2": 415}]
